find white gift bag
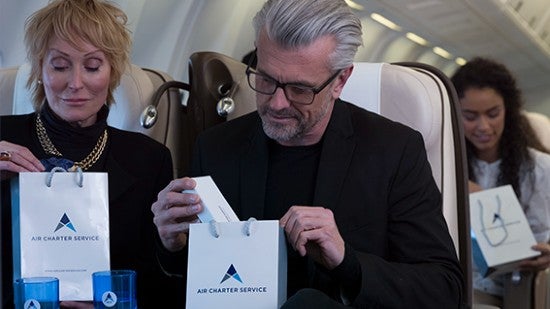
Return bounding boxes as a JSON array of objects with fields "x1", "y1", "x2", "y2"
[
  {"x1": 470, "y1": 185, "x2": 540, "y2": 278},
  {"x1": 11, "y1": 168, "x2": 110, "y2": 301},
  {"x1": 186, "y1": 219, "x2": 287, "y2": 309}
]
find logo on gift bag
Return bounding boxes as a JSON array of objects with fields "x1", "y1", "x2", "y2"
[
  {"x1": 186, "y1": 221, "x2": 286, "y2": 308},
  {"x1": 220, "y1": 264, "x2": 242, "y2": 284},
  {"x1": 54, "y1": 213, "x2": 76, "y2": 232},
  {"x1": 194, "y1": 263, "x2": 268, "y2": 295},
  {"x1": 27, "y1": 211, "x2": 101, "y2": 242}
]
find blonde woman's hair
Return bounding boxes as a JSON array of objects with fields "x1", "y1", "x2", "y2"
[{"x1": 24, "y1": 0, "x2": 132, "y2": 109}]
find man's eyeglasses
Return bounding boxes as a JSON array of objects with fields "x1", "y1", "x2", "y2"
[{"x1": 245, "y1": 51, "x2": 341, "y2": 105}]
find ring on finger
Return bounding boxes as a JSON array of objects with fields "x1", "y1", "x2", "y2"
[{"x1": 0, "y1": 151, "x2": 11, "y2": 161}]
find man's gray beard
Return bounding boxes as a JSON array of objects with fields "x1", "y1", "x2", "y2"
[
  {"x1": 261, "y1": 118, "x2": 305, "y2": 143},
  {"x1": 259, "y1": 95, "x2": 332, "y2": 144}
]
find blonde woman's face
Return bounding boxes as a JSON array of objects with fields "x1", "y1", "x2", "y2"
[{"x1": 41, "y1": 36, "x2": 111, "y2": 127}]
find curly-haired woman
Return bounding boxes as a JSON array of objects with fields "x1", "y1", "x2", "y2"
[{"x1": 451, "y1": 56, "x2": 550, "y2": 306}]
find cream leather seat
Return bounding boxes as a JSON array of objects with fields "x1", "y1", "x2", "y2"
[
  {"x1": 0, "y1": 63, "x2": 189, "y2": 177},
  {"x1": 501, "y1": 110, "x2": 550, "y2": 309},
  {"x1": 341, "y1": 61, "x2": 472, "y2": 308},
  {"x1": 524, "y1": 110, "x2": 550, "y2": 152}
]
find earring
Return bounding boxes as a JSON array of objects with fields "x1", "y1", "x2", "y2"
[{"x1": 37, "y1": 79, "x2": 42, "y2": 84}]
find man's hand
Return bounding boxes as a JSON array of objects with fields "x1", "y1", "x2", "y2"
[
  {"x1": 280, "y1": 206, "x2": 345, "y2": 270},
  {"x1": 151, "y1": 177, "x2": 202, "y2": 252}
]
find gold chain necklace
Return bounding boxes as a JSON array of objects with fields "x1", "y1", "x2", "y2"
[{"x1": 36, "y1": 114, "x2": 108, "y2": 171}]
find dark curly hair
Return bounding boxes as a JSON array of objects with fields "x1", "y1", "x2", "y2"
[{"x1": 450, "y1": 57, "x2": 544, "y2": 198}]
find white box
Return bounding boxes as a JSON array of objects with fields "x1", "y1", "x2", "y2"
[
  {"x1": 470, "y1": 185, "x2": 540, "y2": 278},
  {"x1": 184, "y1": 175, "x2": 239, "y2": 223}
]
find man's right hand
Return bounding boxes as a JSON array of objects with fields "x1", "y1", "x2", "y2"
[{"x1": 151, "y1": 177, "x2": 202, "y2": 252}]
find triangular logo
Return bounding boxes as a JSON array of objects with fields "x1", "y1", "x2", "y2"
[
  {"x1": 24, "y1": 299, "x2": 39, "y2": 309},
  {"x1": 54, "y1": 213, "x2": 76, "y2": 232},
  {"x1": 104, "y1": 292, "x2": 116, "y2": 305},
  {"x1": 220, "y1": 264, "x2": 243, "y2": 284}
]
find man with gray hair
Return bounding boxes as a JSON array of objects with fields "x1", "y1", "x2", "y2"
[{"x1": 153, "y1": 0, "x2": 464, "y2": 307}]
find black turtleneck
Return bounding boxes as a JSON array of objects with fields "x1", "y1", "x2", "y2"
[
  {"x1": 38, "y1": 103, "x2": 109, "y2": 171},
  {"x1": 264, "y1": 138, "x2": 322, "y2": 298}
]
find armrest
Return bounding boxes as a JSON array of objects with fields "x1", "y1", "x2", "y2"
[
  {"x1": 503, "y1": 270, "x2": 534, "y2": 309},
  {"x1": 503, "y1": 268, "x2": 550, "y2": 309},
  {"x1": 533, "y1": 268, "x2": 550, "y2": 309}
]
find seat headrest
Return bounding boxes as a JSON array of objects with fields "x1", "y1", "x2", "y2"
[
  {"x1": 339, "y1": 62, "x2": 381, "y2": 114},
  {"x1": 341, "y1": 62, "x2": 441, "y2": 153},
  {"x1": 1, "y1": 62, "x2": 188, "y2": 178},
  {"x1": 340, "y1": 62, "x2": 444, "y2": 191},
  {"x1": 188, "y1": 51, "x2": 256, "y2": 127},
  {"x1": 0, "y1": 65, "x2": 19, "y2": 115},
  {"x1": 109, "y1": 64, "x2": 155, "y2": 133},
  {"x1": 13, "y1": 62, "x2": 34, "y2": 114},
  {"x1": 523, "y1": 110, "x2": 550, "y2": 151},
  {"x1": 8, "y1": 62, "x2": 158, "y2": 135}
]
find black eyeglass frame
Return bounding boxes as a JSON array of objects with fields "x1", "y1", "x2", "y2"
[{"x1": 244, "y1": 50, "x2": 341, "y2": 105}]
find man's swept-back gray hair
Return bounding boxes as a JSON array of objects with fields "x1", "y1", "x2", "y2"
[{"x1": 253, "y1": 0, "x2": 363, "y2": 71}]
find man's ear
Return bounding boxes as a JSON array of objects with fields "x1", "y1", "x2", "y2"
[{"x1": 332, "y1": 65, "x2": 354, "y2": 99}]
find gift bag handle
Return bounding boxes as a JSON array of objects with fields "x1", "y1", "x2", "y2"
[
  {"x1": 209, "y1": 217, "x2": 257, "y2": 238},
  {"x1": 244, "y1": 217, "x2": 257, "y2": 236},
  {"x1": 46, "y1": 166, "x2": 84, "y2": 188}
]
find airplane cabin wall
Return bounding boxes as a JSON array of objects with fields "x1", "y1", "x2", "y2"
[
  {"x1": 1, "y1": 0, "x2": 550, "y2": 115},
  {"x1": 357, "y1": 17, "x2": 459, "y2": 76},
  {"x1": 0, "y1": 0, "x2": 260, "y2": 81},
  {"x1": 0, "y1": 1, "x2": 49, "y2": 67},
  {"x1": 124, "y1": 0, "x2": 264, "y2": 83}
]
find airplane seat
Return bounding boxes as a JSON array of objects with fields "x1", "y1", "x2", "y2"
[
  {"x1": 0, "y1": 62, "x2": 189, "y2": 178},
  {"x1": 501, "y1": 111, "x2": 550, "y2": 309},
  {"x1": 0, "y1": 66, "x2": 18, "y2": 116},
  {"x1": 186, "y1": 51, "x2": 255, "y2": 130},
  {"x1": 341, "y1": 61, "x2": 472, "y2": 309},
  {"x1": 186, "y1": 51, "x2": 473, "y2": 308},
  {"x1": 182, "y1": 51, "x2": 256, "y2": 175},
  {"x1": 523, "y1": 110, "x2": 550, "y2": 152}
]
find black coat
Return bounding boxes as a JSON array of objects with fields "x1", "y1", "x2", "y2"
[
  {"x1": 184, "y1": 99, "x2": 464, "y2": 308},
  {"x1": 1, "y1": 113, "x2": 185, "y2": 308}
]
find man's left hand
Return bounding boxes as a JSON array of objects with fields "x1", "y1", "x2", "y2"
[{"x1": 280, "y1": 206, "x2": 345, "y2": 270}]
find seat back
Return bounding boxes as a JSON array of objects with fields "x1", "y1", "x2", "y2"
[
  {"x1": 341, "y1": 63, "x2": 464, "y2": 244},
  {"x1": 188, "y1": 52, "x2": 255, "y2": 126},
  {"x1": 185, "y1": 52, "x2": 472, "y2": 308},
  {"x1": 341, "y1": 62, "x2": 472, "y2": 307},
  {"x1": 0, "y1": 63, "x2": 189, "y2": 177},
  {"x1": 181, "y1": 51, "x2": 255, "y2": 175},
  {"x1": 501, "y1": 112, "x2": 550, "y2": 309},
  {"x1": 523, "y1": 110, "x2": 550, "y2": 152}
]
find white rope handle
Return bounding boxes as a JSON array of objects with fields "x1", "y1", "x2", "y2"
[
  {"x1": 75, "y1": 166, "x2": 83, "y2": 187},
  {"x1": 46, "y1": 166, "x2": 84, "y2": 187},
  {"x1": 209, "y1": 220, "x2": 220, "y2": 238},
  {"x1": 208, "y1": 217, "x2": 257, "y2": 238},
  {"x1": 244, "y1": 217, "x2": 257, "y2": 236}
]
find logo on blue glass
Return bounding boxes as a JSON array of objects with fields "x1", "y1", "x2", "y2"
[
  {"x1": 54, "y1": 213, "x2": 76, "y2": 232},
  {"x1": 102, "y1": 291, "x2": 118, "y2": 307},
  {"x1": 24, "y1": 299, "x2": 40, "y2": 309},
  {"x1": 220, "y1": 264, "x2": 242, "y2": 284}
]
